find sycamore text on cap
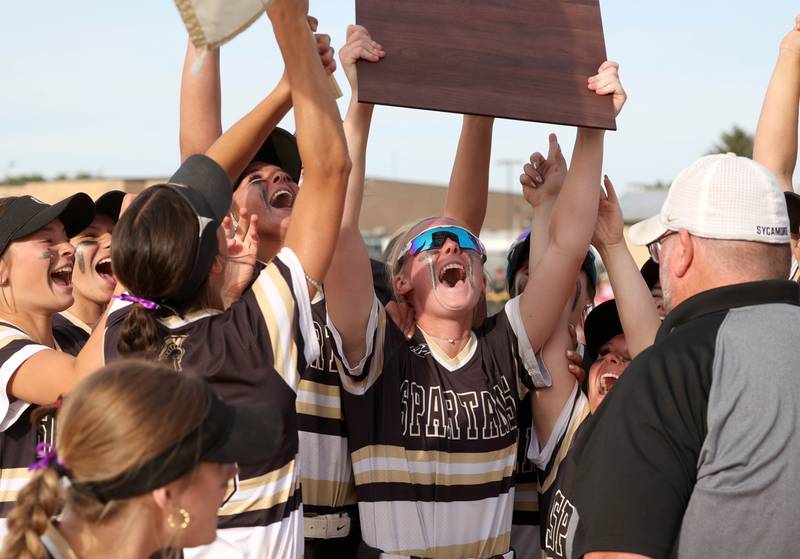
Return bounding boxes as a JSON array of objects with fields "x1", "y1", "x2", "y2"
[{"x1": 756, "y1": 226, "x2": 789, "y2": 236}]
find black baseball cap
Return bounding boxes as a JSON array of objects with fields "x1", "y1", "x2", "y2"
[
  {"x1": 640, "y1": 258, "x2": 660, "y2": 291},
  {"x1": 0, "y1": 194, "x2": 95, "y2": 256},
  {"x1": 584, "y1": 299, "x2": 624, "y2": 361},
  {"x1": 94, "y1": 190, "x2": 126, "y2": 222},
  {"x1": 506, "y1": 230, "x2": 598, "y2": 294},
  {"x1": 785, "y1": 192, "x2": 800, "y2": 235},
  {"x1": 157, "y1": 154, "x2": 233, "y2": 304},
  {"x1": 71, "y1": 385, "x2": 283, "y2": 503},
  {"x1": 237, "y1": 128, "x2": 302, "y2": 187}
]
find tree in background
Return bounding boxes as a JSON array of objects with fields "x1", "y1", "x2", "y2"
[
  {"x1": 0, "y1": 171, "x2": 99, "y2": 186},
  {"x1": 708, "y1": 125, "x2": 754, "y2": 158}
]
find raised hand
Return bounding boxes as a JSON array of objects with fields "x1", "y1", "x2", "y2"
[
  {"x1": 591, "y1": 175, "x2": 624, "y2": 251},
  {"x1": 563, "y1": 323, "x2": 585, "y2": 383},
  {"x1": 565, "y1": 348, "x2": 585, "y2": 384},
  {"x1": 340, "y1": 24, "x2": 385, "y2": 95},
  {"x1": 780, "y1": 15, "x2": 800, "y2": 54},
  {"x1": 520, "y1": 133, "x2": 567, "y2": 208},
  {"x1": 588, "y1": 61, "x2": 627, "y2": 116},
  {"x1": 308, "y1": 17, "x2": 336, "y2": 75},
  {"x1": 220, "y1": 208, "x2": 259, "y2": 306}
]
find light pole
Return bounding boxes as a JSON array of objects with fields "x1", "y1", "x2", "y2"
[{"x1": 495, "y1": 159, "x2": 524, "y2": 232}]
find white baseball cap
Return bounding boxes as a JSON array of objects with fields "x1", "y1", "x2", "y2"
[{"x1": 628, "y1": 153, "x2": 790, "y2": 246}]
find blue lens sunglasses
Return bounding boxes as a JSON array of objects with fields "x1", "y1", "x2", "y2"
[{"x1": 399, "y1": 226, "x2": 487, "y2": 264}]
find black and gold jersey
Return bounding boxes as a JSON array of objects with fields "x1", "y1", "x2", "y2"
[
  {"x1": 511, "y1": 391, "x2": 541, "y2": 558},
  {"x1": 0, "y1": 321, "x2": 86, "y2": 523},
  {"x1": 327, "y1": 295, "x2": 547, "y2": 558},
  {"x1": 296, "y1": 297, "x2": 358, "y2": 516},
  {"x1": 53, "y1": 311, "x2": 92, "y2": 339},
  {"x1": 297, "y1": 259, "x2": 389, "y2": 518},
  {"x1": 527, "y1": 384, "x2": 589, "y2": 559},
  {"x1": 105, "y1": 248, "x2": 318, "y2": 559}
]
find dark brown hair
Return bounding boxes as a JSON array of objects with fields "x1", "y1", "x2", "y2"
[{"x1": 111, "y1": 187, "x2": 207, "y2": 358}]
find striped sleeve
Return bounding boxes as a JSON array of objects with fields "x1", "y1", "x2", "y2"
[
  {"x1": 0, "y1": 326, "x2": 49, "y2": 432},
  {"x1": 503, "y1": 295, "x2": 551, "y2": 389},
  {"x1": 326, "y1": 295, "x2": 388, "y2": 396},
  {"x1": 527, "y1": 383, "x2": 581, "y2": 470},
  {"x1": 535, "y1": 391, "x2": 590, "y2": 494},
  {"x1": 250, "y1": 247, "x2": 319, "y2": 392}
]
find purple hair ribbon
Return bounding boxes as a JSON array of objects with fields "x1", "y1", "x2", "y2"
[
  {"x1": 113, "y1": 293, "x2": 161, "y2": 310},
  {"x1": 28, "y1": 442, "x2": 65, "y2": 473}
]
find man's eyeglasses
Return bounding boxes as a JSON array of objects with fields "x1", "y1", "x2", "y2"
[{"x1": 647, "y1": 231, "x2": 676, "y2": 264}]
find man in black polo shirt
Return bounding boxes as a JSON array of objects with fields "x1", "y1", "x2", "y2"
[{"x1": 568, "y1": 153, "x2": 800, "y2": 559}]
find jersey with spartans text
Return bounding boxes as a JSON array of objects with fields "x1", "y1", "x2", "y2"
[{"x1": 327, "y1": 295, "x2": 548, "y2": 558}]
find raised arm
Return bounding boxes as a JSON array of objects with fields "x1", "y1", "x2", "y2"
[
  {"x1": 444, "y1": 115, "x2": 494, "y2": 234},
  {"x1": 7, "y1": 301, "x2": 115, "y2": 406},
  {"x1": 267, "y1": 1, "x2": 351, "y2": 290},
  {"x1": 179, "y1": 41, "x2": 223, "y2": 161},
  {"x1": 525, "y1": 134, "x2": 566, "y2": 273},
  {"x1": 324, "y1": 25, "x2": 385, "y2": 365},
  {"x1": 204, "y1": 79, "x2": 292, "y2": 184},
  {"x1": 591, "y1": 176, "x2": 660, "y2": 356},
  {"x1": 754, "y1": 16, "x2": 800, "y2": 191},
  {"x1": 517, "y1": 62, "x2": 626, "y2": 352},
  {"x1": 519, "y1": 135, "x2": 583, "y2": 443},
  {"x1": 204, "y1": 17, "x2": 335, "y2": 184}
]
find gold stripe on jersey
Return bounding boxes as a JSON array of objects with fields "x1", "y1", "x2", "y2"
[
  {"x1": 0, "y1": 468, "x2": 33, "y2": 504},
  {"x1": 354, "y1": 464, "x2": 514, "y2": 487},
  {"x1": 298, "y1": 379, "x2": 340, "y2": 398},
  {"x1": 218, "y1": 458, "x2": 300, "y2": 517},
  {"x1": 420, "y1": 328, "x2": 477, "y2": 370},
  {"x1": 159, "y1": 308, "x2": 221, "y2": 328},
  {"x1": 0, "y1": 490, "x2": 20, "y2": 503},
  {"x1": 538, "y1": 400, "x2": 589, "y2": 493},
  {"x1": 394, "y1": 531, "x2": 511, "y2": 559},
  {"x1": 296, "y1": 379, "x2": 343, "y2": 420},
  {"x1": 301, "y1": 478, "x2": 358, "y2": 508},
  {"x1": 252, "y1": 265, "x2": 301, "y2": 390},
  {"x1": 0, "y1": 467, "x2": 31, "y2": 479},
  {"x1": 352, "y1": 444, "x2": 516, "y2": 465},
  {"x1": 58, "y1": 311, "x2": 92, "y2": 335},
  {"x1": 352, "y1": 444, "x2": 517, "y2": 487},
  {"x1": 514, "y1": 481, "x2": 539, "y2": 512},
  {"x1": 0, "y1": 331, "x2": 32, "y2": 350},
  {"x1": 296, "y1": 401, "x2": 341, "y2": 421}
]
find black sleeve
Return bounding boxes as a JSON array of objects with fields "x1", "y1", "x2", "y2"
[{"x1": 570, "y1": 322, "x2": 716, "y2": 559}]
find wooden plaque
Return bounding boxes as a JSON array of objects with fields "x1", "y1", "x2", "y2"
[{"x1": 355, "y1": 0, "x2": 615, "y2": 130}]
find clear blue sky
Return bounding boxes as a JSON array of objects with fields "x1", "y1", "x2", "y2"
[{"x1": 1, "y1": 1, "x2": 797, "y2": 193}]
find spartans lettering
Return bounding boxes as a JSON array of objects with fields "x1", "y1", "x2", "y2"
[{"x1": 400, "y1": 376, "x2": 516, "y2": 440}]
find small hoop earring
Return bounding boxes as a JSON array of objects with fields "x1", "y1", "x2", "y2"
[{"x1": 167, "y1": 508, "x2": 191, "y2": 530}]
